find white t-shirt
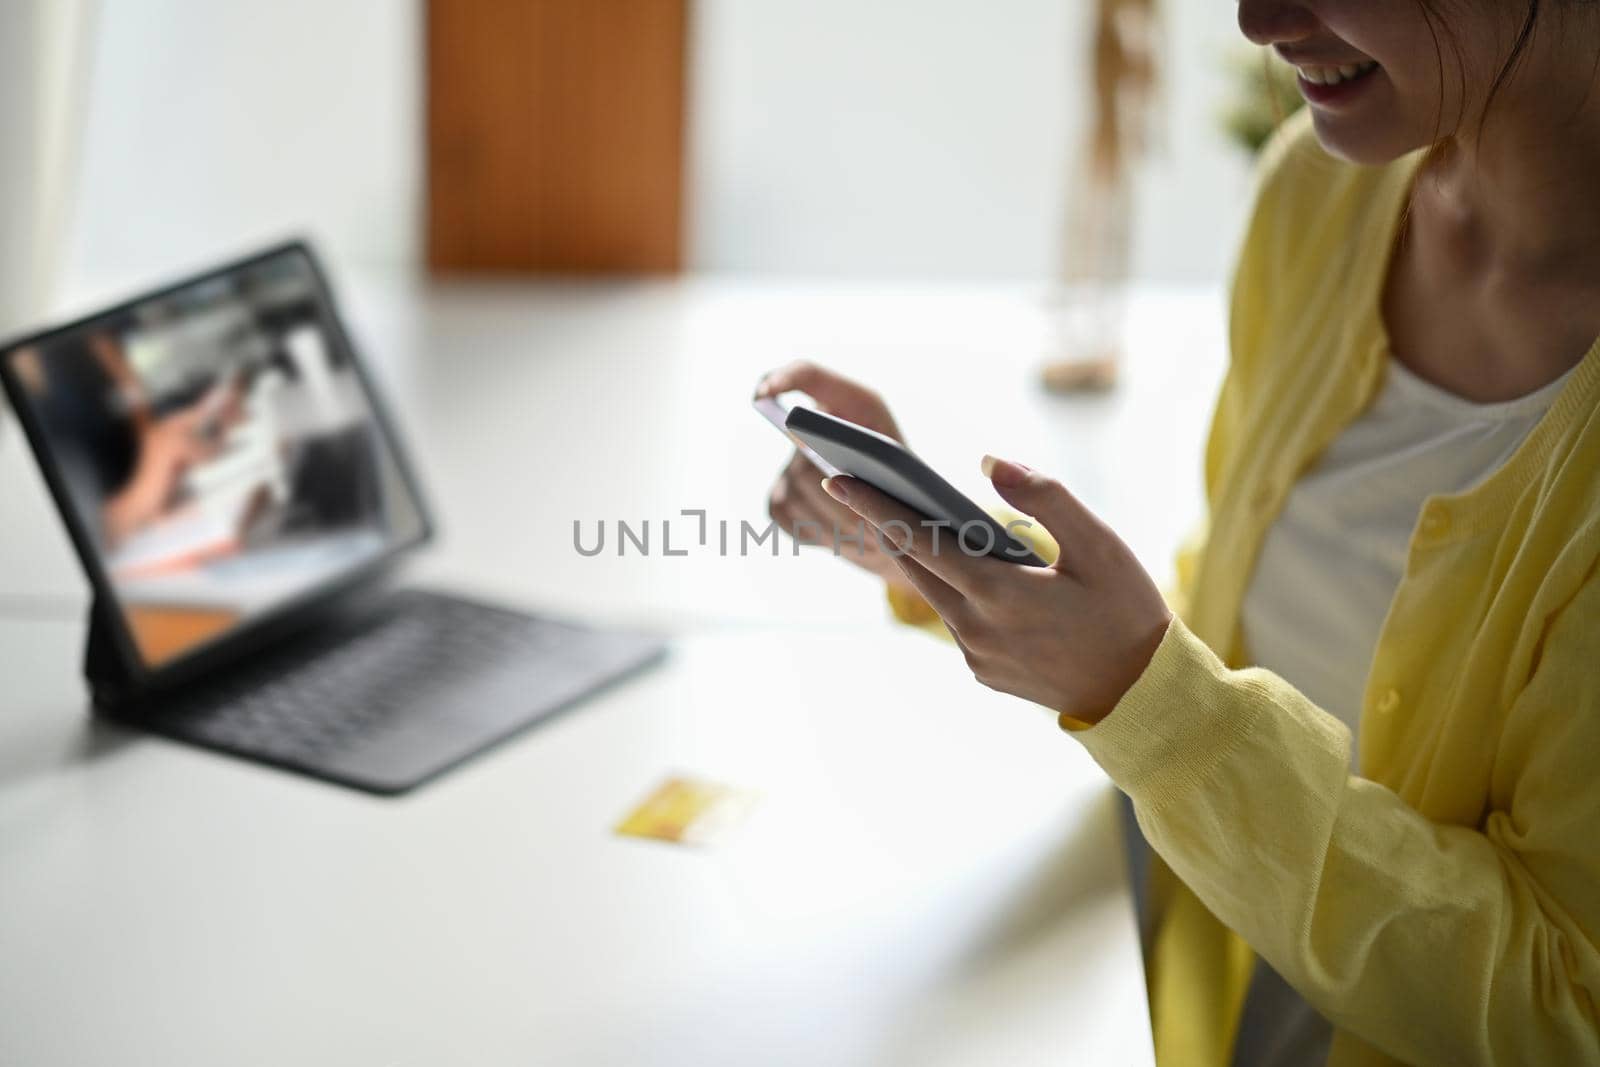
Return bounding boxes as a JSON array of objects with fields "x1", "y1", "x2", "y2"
[
  {"x1": 1240, "y1": 356, "x2": 1573, "y2": 763},
  {"x1": 1227, "y1": 355, "x2": 1572, "y2": 1067}
]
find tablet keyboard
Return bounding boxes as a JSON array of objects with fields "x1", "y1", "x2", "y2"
[{"x1": 121, "y1": 588, "x2": 665, "y2": 793}]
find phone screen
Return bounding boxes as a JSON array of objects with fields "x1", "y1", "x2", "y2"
[{"x1": 752, "y1": 394, "x2": 842, "y2": 477}]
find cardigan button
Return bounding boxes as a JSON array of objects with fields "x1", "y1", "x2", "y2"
[{"x1": 1375, "y1": 688, "x2": 1401, "y2": 716}]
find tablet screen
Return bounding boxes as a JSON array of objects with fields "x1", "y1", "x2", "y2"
[{"x1": 2, "y1": 247, "x2": 427, "y2": 669}]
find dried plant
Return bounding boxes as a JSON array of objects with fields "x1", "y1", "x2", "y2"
[{"x1": 1044, "y1": 0, "x2": 1161, "y2": 393}]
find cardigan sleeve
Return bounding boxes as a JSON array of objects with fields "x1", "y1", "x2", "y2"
[{"x1": 1070, "y1": 573, "x2": 1600, "y2": 1065}]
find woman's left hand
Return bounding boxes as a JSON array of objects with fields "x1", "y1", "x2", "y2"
[{"x1": 822, "y1": 455, "x2": 1172, "y2": 725}]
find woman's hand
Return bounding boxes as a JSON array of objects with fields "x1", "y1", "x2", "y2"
[
  {"x1": 822, "y1": 456, "x2": 1172, "y2": 724},
  {"x1": 101, "y1": 393, "x2": 233, "y2": 547},
  {"x1": 755, "y1": 361, "x2": 916, "y2": 593}
]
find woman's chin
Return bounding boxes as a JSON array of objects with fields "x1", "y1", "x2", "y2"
[{"x1": 1307, "y1": 109, "x2": 1428, "y2": 166}]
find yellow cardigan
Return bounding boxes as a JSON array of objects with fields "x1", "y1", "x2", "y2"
[{"x1": 892, "y1": 110, "x2": 1600, "y2": 1066}]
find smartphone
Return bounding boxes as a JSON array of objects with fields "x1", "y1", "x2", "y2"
[
  {"x1": 753, "y1": 393, "x2": 842, "y2": 477},
  {"x1": 752, "y1": 395, "x2": 1047, "y2": 567}
]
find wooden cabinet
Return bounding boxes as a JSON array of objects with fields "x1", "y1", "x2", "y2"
[{"x1": 427, "y1": 0, "x2": 688, "y2": 273}]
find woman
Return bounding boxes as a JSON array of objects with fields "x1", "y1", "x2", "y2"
[{"x1": 757, "y1": 2, "x2": 1600, "y2": 1064}]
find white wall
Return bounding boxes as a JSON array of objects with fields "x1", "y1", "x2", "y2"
[
  {"x1": 689, "y1": 0, "x2": 1254, "y2": 282},
  {"x1": 688, "y1": 0, "x2": 1081, "y2": 279},
  {"x1": 62, "y1": 0, "x2": 419, "y2": 304},
  {"x1": 61, "y1": 1, "x2": 1255, "y2": 299}
]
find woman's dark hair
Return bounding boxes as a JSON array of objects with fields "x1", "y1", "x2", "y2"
[{"x1": 1416, "y1": 0, "x2": 1600, "y2": 139}]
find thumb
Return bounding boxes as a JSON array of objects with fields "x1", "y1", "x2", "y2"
[{"x1": 981, "y1": 455, "x2": 1099, "y2": 569}]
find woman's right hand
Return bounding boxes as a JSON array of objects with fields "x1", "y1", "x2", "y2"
[{"x1": 754, "y1": 361, "x2": 915, "y2": 593}]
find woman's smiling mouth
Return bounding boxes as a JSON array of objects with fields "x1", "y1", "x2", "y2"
[
  {"x1": 1295, "y1": 60, "x2": 1379, "y2": 86},
  {"x1": 1291, "y1": 58, "x2": 1382, "y2": 107}
]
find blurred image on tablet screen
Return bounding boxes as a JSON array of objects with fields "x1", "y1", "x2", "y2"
[{"x1": 5, "y1": 249, "x2": 424, "y2": 666}]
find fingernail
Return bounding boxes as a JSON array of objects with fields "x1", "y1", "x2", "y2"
[
  {"x1": 821, "y1": 476, "x2": 849, "y2": 503},
  {"x1": 980, "y1": 454, "x2": 998, "y2": 478},
  {"x1": 753, "y1": 376, "x2": 770, "y2": 398},
  {"x1": 982, "y1": 455, "x2": 1030, "y2": 488}
]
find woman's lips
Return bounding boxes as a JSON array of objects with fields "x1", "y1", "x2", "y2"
[{"x1": 1294, "y1": 60, "x2": 1381, "y2": 108}]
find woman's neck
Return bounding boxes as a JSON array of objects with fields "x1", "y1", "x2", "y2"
[
  {"x1": 1384, "y1": 65, "x2": 1600, "y2": 402},
  {"x1": 1422, "y1": 56, "x2": 1600, "y2": 280}
]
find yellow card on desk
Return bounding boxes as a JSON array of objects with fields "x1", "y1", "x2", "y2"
[{"x1": 615, "y1": 775, "x2": 759, "y2": 846}]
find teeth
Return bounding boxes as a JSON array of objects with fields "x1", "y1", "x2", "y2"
[{"x1": 1297, "y1": 60, "x2": 1377, "y2": 86}]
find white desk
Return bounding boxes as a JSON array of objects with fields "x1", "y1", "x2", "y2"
[{"x1": 0, "y1": 279, "x2": 1224, "y2": 1065}]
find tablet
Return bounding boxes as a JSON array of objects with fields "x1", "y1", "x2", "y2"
[{"x1": 757, "y1": 397, "x2": 1048, "y2": 567}]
